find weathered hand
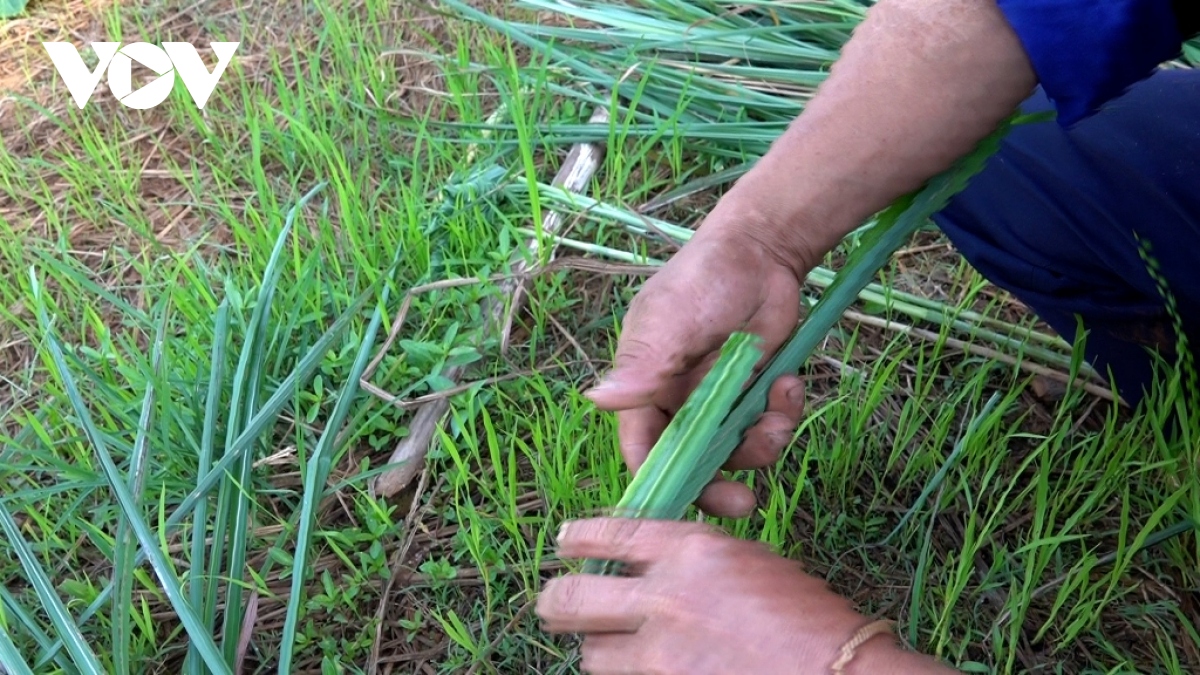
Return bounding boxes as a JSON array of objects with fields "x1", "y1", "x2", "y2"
[
  {"x1": 537, "y1": 518, "x2": 949, "y2": 675},
  {"x1": 585, "y1": 0, "x2": 1038, "y2": 521},
  {"x1": 585, "y1": 209, "x2": 810, "y2": 519}
]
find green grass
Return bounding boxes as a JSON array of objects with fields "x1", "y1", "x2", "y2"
[{"x1": 0, "y1": 0, "x2": 1198, "y2": 673}]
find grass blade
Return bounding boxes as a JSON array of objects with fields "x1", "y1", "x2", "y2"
[
  {"x1": 882, "y1": 391, "x2": 1003, "y2": 546},
  {"x1": 277, "y1": 285, "x2": 391, "y2": 673},
  {"x1": 34, "y1": 187, "x2": 411, "y2": 667},
  {"x1": 219, "y1": 183, "x2": 327, "y2": 664},
  {"x1": 30, "y1": 272, "x2": 234, "y2": 675},
  {"x1": 111, "y1": 298, "x2": 169, "y2": 675},
  {"x1": 0, "y1": 499, "x2": 106, "y2": 674},
  {"x1": 0, "y1": 587, "x2": 76, "y2": 674},
  {"x1": 185, "y1": 299, "x2": 231, "y2": 675},
  {"x1": 0, "y1": 607, "x2": 36, "y2": 675}
]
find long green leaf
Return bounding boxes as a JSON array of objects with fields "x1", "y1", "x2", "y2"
[
  {"x1": 31, "y1": 272, "x2": 234, "y2": 675},
  {"x1": 185, "y1": 299, "x2": 231, "y2": 675},
  {"x1": 882, "y1": 391, "x2": 1003, "y2": 546},
  {"x1": 220, "y1": 182, "x2": 327, "y2": 664},
  {"x1": 0, "y1": 499, "x2": 105, "y2": 674},
  {"x1": 0, "y1": 587, "x2": 76, "y2": 674},
  {"x1": 277, "y1": 283, "x2": 391, "y2": 673},
  {"x1": 0, "y1": 605, "x2": 36, "y2": 675},
  {"x1": 112, "y1": 297, "x2": 169, "y2": 675}
]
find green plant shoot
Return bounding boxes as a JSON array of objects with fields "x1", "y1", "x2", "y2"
[{"x1": 583, "y1": 331, "x2": 763, "y2": 574}]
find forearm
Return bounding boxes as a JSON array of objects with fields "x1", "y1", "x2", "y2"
[{"x1": 709, "y1": 0, "x2": 1037, "y2": 274}]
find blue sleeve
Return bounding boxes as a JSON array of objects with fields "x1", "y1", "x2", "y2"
[{"x1": 995, "y1": 0, "x2": 1187, "y2": 126}]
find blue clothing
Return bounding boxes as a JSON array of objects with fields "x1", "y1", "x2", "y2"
[
  {"x1": 996, "y1": 0, "x2": 1199, "y2": 125},
  {"x1": 932, "y1": 69, "x2": 1200, "y2": 404}
]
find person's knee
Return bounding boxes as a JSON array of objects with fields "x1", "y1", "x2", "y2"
[{"x1": 929, "y1": 68, "x2": 1200, "y2": 403}]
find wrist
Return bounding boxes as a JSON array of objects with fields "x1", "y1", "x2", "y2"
[
  {"x1": 695, "y1": 0, "x2": 1037, "y2": 284},
  {"x1": 839, "y1": 628, "x2": 960, "y2": 675},
  {"x1": 696, "y1": 181, "x2": 835, "y2": 282}
]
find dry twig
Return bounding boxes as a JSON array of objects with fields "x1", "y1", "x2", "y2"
[
  {"x1": 363, "y1": 108, "x2": 610, "y2": 499},
  {"x1": 842, "y1": 309, "x2": 1124, "y2": 405}
]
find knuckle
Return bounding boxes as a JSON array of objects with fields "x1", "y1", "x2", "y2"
[
  {"x1": 614, "y1": 336, "x2": 655, "y2": 362},
  {"x1": 578, "y1": 636, "x2": 603, "y2": 671},
  {"x1": 736, "y1": 435, "x2": 780, "y2": 466},
  {"x1": 757, "y1": 410, "x2": 799, "y2": 436},
  {"x1": 767, "y1": 428, "x2": 793, "y2": 448},
  {"x1": 600, "y1": 517, "x2": 645, "y2": 554},
  {"x1": 613, "y1": 337, "x2": 679, "y2": 379},
  {"x1": 696, "y1": 530, "x2": 732, "y2": 550},
  {"x1": 541, "y1": 576, "x2": 583, "y2": 618},
  {"x1": 678, "y1": 530, "x2": 730, "y2": 558},
  {"x1": 653, "y1": 591, "x2": 692, "y2": 626}
]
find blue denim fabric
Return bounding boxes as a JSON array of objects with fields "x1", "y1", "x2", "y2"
[
  {"x1": 932, "y1": 69, "x2": 1200, "y2": 404},
  {"x1": 996, "y1": 0, "x2": 1186, "y2": 125}
]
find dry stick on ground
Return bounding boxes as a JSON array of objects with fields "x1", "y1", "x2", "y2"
[
  {"x1": 367, "y1": 465, "x2": 435, "y2": 675},
  {"x1": 841, "y1": 309, "x2": 1125, "y2": 405},
  {"x1": 366, "y1": 108, "x2": 610, "y2": 499}
]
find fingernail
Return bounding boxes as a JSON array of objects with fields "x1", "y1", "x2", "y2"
[
  {"x1": 788, "y1": 382, "x2": 806, "y2": 405},
  {"x1": 585, "y1": 376, "x2": 616, "y2": 397},
  {"x1": 556, "y1": 521, "x2": 572, "y2": 541},
  {"x1": 591, "y1": 369, "x2": 627, "y2": 389}
]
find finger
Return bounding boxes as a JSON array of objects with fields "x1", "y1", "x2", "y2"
[
  {"x1": 621, "y1": 360, "x2": 786, "y2": 474},
  {"x1": 616, "y1": 406, "x2": 669, "y2": 474},
  {"x1": 587, "y1": 253, "x2": 752, "y2": 412},
  {"x1": 723, "y1": 375, "x2": 806, "y2": 471},
  {"x1": 695, "y1": 479, "x2": 757, "y2": 519},
  {"x1": 657, "y1": 266, "x2": 799, "y2": 416},
  {"x1": 555, "y1": 518, "x2": 719, "y2": 565},
  {"x1": 624, "y1": 378, "x2": 804, "y2": 518},
  {"x1": 693, "y1": 377, "x2": 805, "y2": 516},
  {"x1": 586, "y1": 295, "x2": 711, "y2": 412},
  {"x1": 537, "y1": 574, "x2": 645, "y2": 634},
  {"x1": 744, "y1": 268, "x2": 802, "y2": 363},
  {"x1": 580, "y1": 633, "x2": 645, "y2": 675}
]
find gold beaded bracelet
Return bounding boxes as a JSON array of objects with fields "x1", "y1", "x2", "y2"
[{"x1": 830, "y1": 619, "x2": 896, "y2": 674}]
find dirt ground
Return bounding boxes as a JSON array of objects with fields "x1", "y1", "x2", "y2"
[{"x1": 4, "y1": 2, "x2": 1198, "y2": 673}]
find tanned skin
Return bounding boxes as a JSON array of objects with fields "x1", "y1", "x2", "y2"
[{"x1": 538, "y1": 2, "x2": 1039, "y2": 673}]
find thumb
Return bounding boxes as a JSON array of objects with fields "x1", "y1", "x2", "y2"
[
  {"x1": 585, "y1": 337, "x2": 678, "y2": 411},
  {"x1": 586, "y1": 249, "x2": 746, "y2": 411},
  {"x1": 586, "y1": 289, "x2": 721, "y2": 410}
]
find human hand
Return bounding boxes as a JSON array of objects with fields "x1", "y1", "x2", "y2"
[
  {"x1": 537, "y1": 518, "x2": 934, "y2": 675},
  {"x1": 586, "y1": 204, "x2": 812, "y2": 519}
]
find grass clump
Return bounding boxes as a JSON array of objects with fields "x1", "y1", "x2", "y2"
[{"x1": 0, "y1": 0, "x2": 1196, "y2": 674}]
